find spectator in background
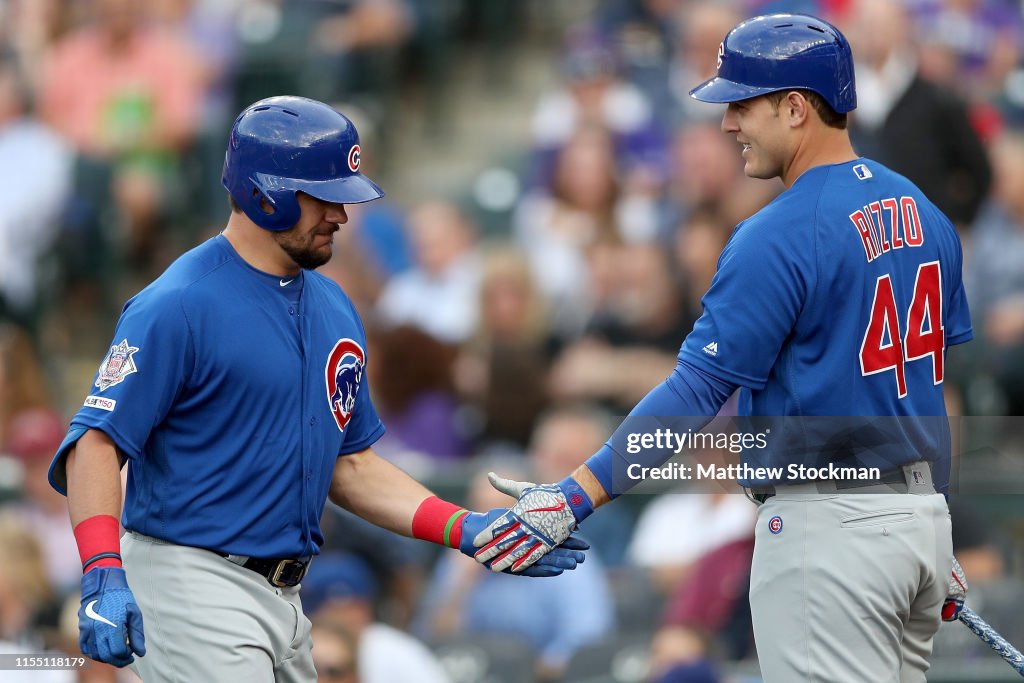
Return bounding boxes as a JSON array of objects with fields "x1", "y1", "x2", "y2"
[
  {"x1": 948, "y1": 499, "x2": 1005, "y2": 583},
  {"x1": 666, "y1": 2, "x2": 743, "y2": 126},
  {"x1": 672, "y1": 208, "x2": 733, "y2": 327},
  {"x1": 38, "y1": 0, "x2": 205, "y2": 269},
  {"x1": 649, "y1": 629, "x2": 721, "y2": 683},
  {"x1": 417, "y1": 463, "x2": 614, "y2": 682},
  {"x1": 632, "y1": 450, "x2": 755, "y2": 683},
  {"x1": 0, "y1": 0, "x2": 72, "y2": 88},
  {"x1": 660, "y1": 122, "x2": 774, "y2": 237},
  {"x1": 149, "y1": 0, "x2": 237, "y2": 114},
  {"x1": 376, "y1": 200, "x2": 481, "y2": 344},
  {"x1": 595, "y1": 0, "x2": 680, "y2": 103},
  {"x1": 909, "y1": 0, "x2": 1022, "y2": 102},
  {"x1": 627, "y1": 477, "x2": 754, "y2": 597},
  {"x1": 549, "y1": 244, "x2": 684, "y2": 410},
  {"x1": 319, "y1": 504, "x2": 432, "y2": 630},
  {"x1": 302, "y1": 553, "x2": 451, "y2": 683},
  {"x1": 515, "y1": 125, "x2": 623, "y2": 337},
  {"x1": 845, "y1": 0, "x2": 992, "y2": 229},
  {"x1": 311, "y1": 617, "x2": 361, "y2": 683},
  {"x1": 0, "y1": 514, "x2": 62, "y2": 662},
  {"x1": 656, "y1": 523, "x2": 755, "y2": 658},
  {"x1": 455, "y1": 247, "x2": 552, "y2": 448},
  {"x1": 306, "y1": 0, "x2": 413, "y2": 106},
  {"x1": 366, "y1": 324, "x2": 469, "y2": 465},
  {"x1": 0, "y1": 48, "x2": 72, "y2": 326},
  {"x1": 149, "y1": 0, "x2": 242, "y2": 228},
  {"x1": 530, "y1": 28, "x2": 668, "y2": 248},
  {"x1": 530, "y1": 28, "x2": 663, "y2": 183},
  {"x1": 0, "y1": 324, "x2": 51, "y2": 446},
  {"x1": 963, "y1": 131, "x2": 1024, "y2": 414},
  {"x1": 320, "y1": 203, "x2": 399, "y2": 316},
  {"x1": 4, "y1": 408, "x2": 80, "y2": 595}
]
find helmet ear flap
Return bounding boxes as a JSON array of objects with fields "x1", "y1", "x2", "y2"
[
  {"x1": 250, "y1": 187, "x2": 275, "y2": 216},
  {"x1": 237, "y1": 177, "x2": 301, "y2": 231}
]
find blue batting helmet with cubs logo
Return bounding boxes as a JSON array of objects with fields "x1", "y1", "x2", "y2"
[
  {"x1": 222, "y1": 96, "x2": 384, "y2": 232},
  {"x1": 325, "y1": 338, "x2": 366, "y2": 432},
  {"x1": 689, "y1": 14, "x2": 856, "y2": 114}
]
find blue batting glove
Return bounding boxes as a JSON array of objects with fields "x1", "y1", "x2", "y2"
[
  {"x1": 471, "y1": 473, "x2": 595, "y2": 574},
  {"x1": 460, "y1": 508, "x2": 589, "y2": 577},
  {"x1": 79, "y1": 567, "x2": 146, "y2": 667}
]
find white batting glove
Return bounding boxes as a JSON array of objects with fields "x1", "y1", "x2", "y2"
[
  {"x1": 942, "y1": 556, "x2": 968, "y2": 622},
  {"x1": 471, "y1": 472, "x2": 593, "y2": 573}
]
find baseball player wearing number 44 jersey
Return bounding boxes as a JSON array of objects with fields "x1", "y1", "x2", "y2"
[
  {"x1": 47, "y1": 96, "x2": 587, "y2": 681},
  {"x1": 469, "y1": 15, "x2": 971, "y2": 683}
]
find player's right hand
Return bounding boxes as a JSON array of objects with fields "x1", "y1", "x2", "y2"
[
  {"x1": 79, "y1": 567, "x2": 146, "y2": 667},
  {"x1": 459, "y1": 508, "x2": 589, "y2": 577},
  {"x1": 470, "y1": 474, "x2": 587, "y2": 574},
  {"x1": 942, "y1": 556, "x2": 968, "y2": 622}
]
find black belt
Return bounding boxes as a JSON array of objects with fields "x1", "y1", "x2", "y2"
[
  {"x1": 748, "y1": 465, "x2": 917, "y2": 504},
  {"x1": 217, "y1": 552, "x2": 311, "y2": 588}
]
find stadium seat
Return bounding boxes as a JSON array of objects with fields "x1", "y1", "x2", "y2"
[{"x1": 433, "y1": 633, "x2": 537, "y2": 683}]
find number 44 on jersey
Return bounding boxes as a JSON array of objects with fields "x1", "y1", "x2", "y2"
[{"x1": 859, "y1": 260, "x2": 944, "y2": 399}]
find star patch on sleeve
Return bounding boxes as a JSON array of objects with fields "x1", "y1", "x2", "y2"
[{"x1": 95, "y1": 339, "x2": 140, "y2": 391}]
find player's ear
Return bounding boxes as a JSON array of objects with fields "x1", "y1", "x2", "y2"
[{"x1": 785, "y1": 91, "x2": 809, "y2": 128}]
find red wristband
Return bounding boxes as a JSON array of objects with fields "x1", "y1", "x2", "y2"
[
  {"x1": 412, "y1": 496, "x2": 469, "y2": 549},
  {"x1": 73, "y1": 514, "x2": 123, "y2": 572}
]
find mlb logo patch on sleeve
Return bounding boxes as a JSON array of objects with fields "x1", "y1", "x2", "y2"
[
  {"x1": 852, "y1": 163, "x2": 873, "y2": 180},
  {"x1": 95, "y1": 339, "x2": 140, "y2": 391}
]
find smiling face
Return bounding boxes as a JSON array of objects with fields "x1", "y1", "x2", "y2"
[
  {"x1": 720, "y1": 95, "x2": 792, "y2": 181},
  {"x1": 273, "y1": 192, "x2": 348, "y2": 269}
]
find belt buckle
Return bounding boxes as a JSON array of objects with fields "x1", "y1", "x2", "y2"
[{"x1": 270, "y1": 559, "x2": 307, "y2": 587}]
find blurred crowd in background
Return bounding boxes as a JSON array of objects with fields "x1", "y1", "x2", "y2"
[{"x1": 0, "y1": 0, "x2": 1023, "y2": 682}]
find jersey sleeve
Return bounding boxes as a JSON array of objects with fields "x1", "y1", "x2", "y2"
[
  {"x1": 944, "y1": 233, "x2": 973, "y2": 346},
  {"x1": 48, "y1": 287, "x2": 195, "y2": 494},
  {"x1": 679, "y1": 216, "x2": 814, "y2": 389},
  {"x1": 337, "y1": 370, "x2": 385, "y2": 455}
]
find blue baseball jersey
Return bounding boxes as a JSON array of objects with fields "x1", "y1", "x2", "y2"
[
  {"x1": 678, "y1": 159, "x2": 972, "y2": 479},
  {"x1": 49, "y1": 235, "x2": 384, "y2": 558}
]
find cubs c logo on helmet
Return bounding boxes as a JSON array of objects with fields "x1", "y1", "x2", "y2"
[
  {"x1": 347, "y1": 145, "x2": 361, "y2": 173},
  {"x1": 325, "y1": 338, "x2": 366, "y2": 432},
  {"x1": 716, "y1": 41, "x2": 724, "y2": 69}
]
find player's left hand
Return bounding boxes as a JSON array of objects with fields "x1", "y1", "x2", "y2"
[
  {"x1": 459, "y1": 508, "x2": 589, "y2": 577},
  {"x1": 942, "y1": 556, "x2": 968, "y2": 621},
  {"x1": 78, "y1": 567, "x2": 147, "y2": 667},
  {"x1": 470, "y1": 473, "x2": 590, "y2": 574}
]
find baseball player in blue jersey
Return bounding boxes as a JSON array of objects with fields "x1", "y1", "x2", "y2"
[
  {"x1": 47, "y1": 96, "x2": 587, "y2": 681},
  {"x1": 467, "y1": 15, "x2": 971, "y2": 682}
]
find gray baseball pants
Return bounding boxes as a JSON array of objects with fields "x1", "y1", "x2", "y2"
[
  {"x1": 749, "y1": 477, "x2": 952, "y2": 682},
  {"x1": 121, "y1": 531, "x2": 316, "y2": 682}
]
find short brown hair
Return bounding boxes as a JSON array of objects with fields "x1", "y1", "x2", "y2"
[
  {"x1": 228, "y1": 193, "x2": 241, "y2": 213},
  {"x1": 766, "y1": 89, "x2": 847, "y2": 129}
]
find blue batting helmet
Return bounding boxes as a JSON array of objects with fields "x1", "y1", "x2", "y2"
[
  {"x1": 222, "y1": 96, "x2": 384, "y2": 231},
  {"x1": 689, "y1": 14, "x2": 856, "y2": 114}
]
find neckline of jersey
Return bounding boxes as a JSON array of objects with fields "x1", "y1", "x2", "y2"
[
  {"x1": 215, "y1": 234, "x2": 305, "y2": 293},
  {"x1": 790, "y1": 156, "x2": 865, "y2": 188}
]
